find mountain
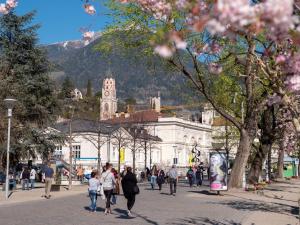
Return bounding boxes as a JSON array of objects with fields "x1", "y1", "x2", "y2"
[{"x1": 44, "y1": 34, "x2": 191, "y2": 105}]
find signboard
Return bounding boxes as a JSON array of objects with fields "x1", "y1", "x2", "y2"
[
  {"x1": 120, "y1": 147, "x2": 125, "y2": 164},
  {"x1": 209, "y1": 151, "x2": 228, "y2": 191}
]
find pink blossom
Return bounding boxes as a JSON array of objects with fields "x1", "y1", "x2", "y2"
[
  {"x1": 84, "y1": 4, "x2": 96, "y2": 15},
  {"x1": 275, "y1": 55, "x2": 287, "y2": 64},
  {"x1": 6, "y1": 0, "x2": 17, "y2": 8},
  {"x1": 0, "y1": 3, "x2": 8, "y2": 14},
  {"x1": 154, "y1": 45, "x2": 174, "y2": 58},
  {"x1": 82, "y1": 31, "x2": 95, "y2": 41},
  {"x1": 208, "y1": 63, "x2": 223, "y2": 74},
  {"x1": 170, "y1": 32, "x2": 187, "y2": 49}
]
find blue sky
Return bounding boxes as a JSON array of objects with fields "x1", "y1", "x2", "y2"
[{"x1": 15, "y1": 0, "x2": 111, "y2": 44}]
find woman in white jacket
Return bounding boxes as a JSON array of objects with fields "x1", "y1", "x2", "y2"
[{"x1": 101, "y1": 163, "x2": 116, "y2": 215}]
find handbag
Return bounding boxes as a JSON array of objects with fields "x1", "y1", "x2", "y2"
[
  {"x1": 97, "y1": 184, "x2": 105, "y2": 200},
  {"x1": 133, "y1": 185, "x2": 140, "y2": 194}
]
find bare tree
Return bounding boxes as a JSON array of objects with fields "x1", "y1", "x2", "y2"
[{"x1": 110, "y1": 127, "x2": 132, "y2": 174}]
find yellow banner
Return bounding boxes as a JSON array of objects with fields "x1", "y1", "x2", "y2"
[
  {"x1": 120, "y1": 147, "x2": 125, "y2": 164},
  {"x1": 188, "y1": 153, "x2": 193, "y2": 166}
]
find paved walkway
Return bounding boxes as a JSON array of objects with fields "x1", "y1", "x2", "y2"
[{"x1": 0, "y1": 180, "x2": 299, "y2": 225}]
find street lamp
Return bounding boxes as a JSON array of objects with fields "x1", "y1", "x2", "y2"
[{"x1": 4, "y1": 97, "x2": 17, "y2": 200}]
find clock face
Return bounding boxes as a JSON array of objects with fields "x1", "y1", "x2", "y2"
[{"x1": 104, "y1": 91, "x2": 109, "y2": 96}]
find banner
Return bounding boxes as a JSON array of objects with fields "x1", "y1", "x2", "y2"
[
  {"x1": 120, "y1": 147, "x2": 125, "y2": 164},
  {"x1": 209, "y1": 152, "x2": 228, "y2": 191},
  {"x1": 188, "y1": 153, "x2": 193, "y2": 166}
]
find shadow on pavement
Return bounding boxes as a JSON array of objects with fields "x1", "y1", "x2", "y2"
[
  {"x1": 83, "y1": 206, "x2": 105, "y2": 212},
  {"x1": 167, "y1": 216, "x2": 242, "y2": 225},
  {"x1": 211, "y1": 200, "x2": 299, "y2": 218},
  {"x1": 187, "y1": 190, "x2": 219, "y2": 196}
]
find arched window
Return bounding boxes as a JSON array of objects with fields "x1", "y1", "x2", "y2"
[{"x1": 105, "y1": 103, "x2": 109, "y2": 111}]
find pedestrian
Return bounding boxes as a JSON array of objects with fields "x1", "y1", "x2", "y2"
[
  {"x1": 101, "y1": 163, "x2": 116, "y2": 215},
  {"x1": 120, "y1": 165, "x2": 127, "y2": 178},
  {"x1": 77, "y1": 165, "x2": 84, "y2": 183},
  {"x1": 43, "y1": 162, "x2": 54, "y2": 199},
  {"x1": 157, "y1": 168, "x2": 165, "y2": 191},
  {"x1": 21, "y1": 167, "x2": 30, "y2": 190},
  {"x1": 88, "y1": 171, "x2": 100, "y2": 212},
  {"x1": 121, "y1": 166, "x2": 138, "y2": 217},
  {"x1": 30, "y1": 167, "x2": 37, "y2": 189},
  {"x1": 146, "y1": 167, "x2": 151, "y2": 181},
  {"x1": 168, "y1": 165, "x2": 178, "y2": 196},
  {"x1": 195, "y1": 166, "x2": 202, "y2": 186},
  {"x1": 111, "y1": 167, "x2": 119, "y2": 205},
  {"x1": 187, "y1": 167, "x2": 194, "y2": 188},
  {"x1": 150, "y1": 165, "x2": 158, "y2": 190}
]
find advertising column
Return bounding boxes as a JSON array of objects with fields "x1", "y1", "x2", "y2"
[{"x1": 209, "y1": 151, "x2": 228, "y2": 191}]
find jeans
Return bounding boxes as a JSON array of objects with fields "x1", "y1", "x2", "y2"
[
  {"x1": 89, "y1": 190, "x2": 97, "y2": 211},
  {"x1": 30, "y1": 179, "x2": 35, "y2": 189},
  {"x1": 169, "y1": 178, "x2": 177, "y2": 194},
  {"x1": 150, "y1": 176, "x2": 157, "y2": 189},
  {"x1": 104, "y1": 189, "x2": 113, "y2": 209},
  {"x1": 22, "y1": 179, "x2": 29, "y2": 190}
]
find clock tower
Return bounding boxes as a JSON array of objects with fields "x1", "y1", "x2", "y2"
[{"x1": 100, "y1": 78, "x2": 117, "y2": 120}]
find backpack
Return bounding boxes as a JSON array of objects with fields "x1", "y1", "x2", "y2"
[{"x1": 187, "y1": 170, "x2": 193, "y2": 178}]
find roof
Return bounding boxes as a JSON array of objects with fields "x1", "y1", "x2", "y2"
[
  {"x1": 124, "y1": 126, "x2": 162, "y2": 142},
  {"x1": 106, "y1": 110, "x2": 160, "y2": 124},
  {"x1": 53, "y1": 119, "x2": 118, "y2": 135},
  {"x1": 53, "y1": 118, "x2": 162, "y2": 141}
]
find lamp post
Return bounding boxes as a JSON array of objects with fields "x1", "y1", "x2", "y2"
[
  {"x1": 68, "y1": 105, "x2": 74, "y2": 190},
  {"x1": 4, "y1": 98, "x2": 17, "y2": 200}
]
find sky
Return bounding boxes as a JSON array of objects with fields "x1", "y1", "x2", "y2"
[{"x1": 15, "y1": 0, "x2": 112, "y2": 44}]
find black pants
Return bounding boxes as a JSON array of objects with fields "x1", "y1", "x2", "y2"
[
  {"x1": 126, "y1": 194, "x2": 135, "y2": 211},
  {"x1": 169, "y1": 178, "x2": 177, "y2": 194},
  {"x1": 104, "y1": 189, "x2": 113, "y2": 209}
]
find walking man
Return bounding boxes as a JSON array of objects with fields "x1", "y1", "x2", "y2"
[
  {"x1": 43, "y1": 162, "x2": 54, "y2": 199},
  {"x1": 30, "y1": 167, "x2": 37, "y2": 189},
  {"x1": 168, "y1": 165, "x2": 178, "y2": 196}
]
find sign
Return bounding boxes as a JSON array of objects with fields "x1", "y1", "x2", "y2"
[
  {"x1": 188, "y1": 153, "x2": 193, "y2": 166},
  {"x1": 209, "y1": 151, "x2": 228, "y2": 191},
  {"x1": 120, "y1": 147, "x2": 125, "y2": 164}
]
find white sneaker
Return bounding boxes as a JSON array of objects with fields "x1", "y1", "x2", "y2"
[{"x1": 127, "y1": 210, "x2": 132, "y2": 217}]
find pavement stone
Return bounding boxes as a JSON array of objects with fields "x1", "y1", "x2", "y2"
[{"x1": 0, "y1": 180, "x2": 298, "y2": 225}]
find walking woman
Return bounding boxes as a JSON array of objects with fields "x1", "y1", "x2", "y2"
[
  {"x1": 88, "y1": 171, "x2": 100, "y2": 212},
  {"x1": 121, "y1": 166, "x2": 138, "y2": 217},
  {"x1": 101, "y1": 163, "x2": 116, "y2": 215},
  {"x1": 157, "y1": 169, "x2": 165, "y2": 191},
  {"x1": 150, "y1": 165, "x2": 158, "y2": 190}
]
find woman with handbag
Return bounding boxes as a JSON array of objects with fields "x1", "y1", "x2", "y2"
[
  {"x1": 121, "y1": 166, "x2": 138, "y2": 217},
  {"x1": 101, "y1": 163, "x2": 116, "y2": 215}
]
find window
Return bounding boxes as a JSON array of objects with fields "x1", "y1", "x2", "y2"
[
  {"x1": 112, "y1": 147, "x2": 116, "y2": 160},
  {"x1": 55, "y1": 146, "x2": 63, "y2": 158},
  {"x1": 73, "y1": 145, "x2": 81, "y2": 159}
]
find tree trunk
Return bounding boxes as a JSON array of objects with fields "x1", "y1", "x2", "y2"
[
  {"x1": 229, "y1": 129, "x2": 252, "y2": 188},
  {"x1": 248, "y1": 105, "x2": 275, "y2": 184},
  {"x1": 132, "y1": 140, "x2": 136, "y2": 173},
  {"x1": 144, "y1": 141, "x2": 147, "y2": 170},
  {"x1": 277, "y1": 148, "x2": 284, "y2": 179},
  {"x1": 118, "y1": 144, "x2": 121, "y2": 174},
  {"x1": 267, "y1": 147, "x2": 272, "y2": 181}
]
